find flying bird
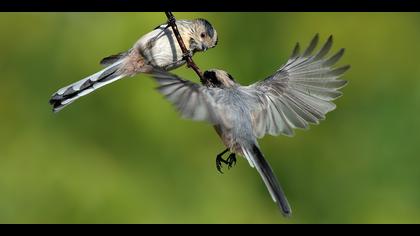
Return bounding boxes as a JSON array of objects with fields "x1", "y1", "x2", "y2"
[
  {"x1": 49, "y1": 18, "x2": 218, "y2": 112},
  {"x1": 150, "y1": 34, "x2": 350, "y2": 217}
]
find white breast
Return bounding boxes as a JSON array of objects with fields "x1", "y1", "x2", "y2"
[{"x1": 134, "y1": 27, "x2": 185, "y2": 70}]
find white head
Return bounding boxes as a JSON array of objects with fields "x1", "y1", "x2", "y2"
[{"x1": 179, "y1": 18, "x2": 218, "y2": 53}]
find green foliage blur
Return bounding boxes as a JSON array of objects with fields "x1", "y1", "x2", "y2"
[{"x1": 0, "y1": 12, "x2": 420, "y2": 223}]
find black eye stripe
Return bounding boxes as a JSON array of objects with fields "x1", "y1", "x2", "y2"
[
  {"x1": 227, "y1": 73, "x2": 235, "y2": 81},
  {"x1": 204, "y1": 71, "x2": 216, "y2": 80},
  {"x1": 211, "y1": 77, "x2": 222, "y2": 87}
]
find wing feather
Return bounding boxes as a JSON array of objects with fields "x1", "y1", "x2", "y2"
[
  {"x1": 244, "y1": 34, "x2": 349, "y2": 137},
  {"x1": 150, "y1": 70, "x2": 225, "y2": 124}
]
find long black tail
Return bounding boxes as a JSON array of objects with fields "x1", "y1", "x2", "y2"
[{"x1": 243, "y1": 144, "x2": 292, "y2": 217}]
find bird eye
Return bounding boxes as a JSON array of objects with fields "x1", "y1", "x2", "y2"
[{"x1": 200, "y1": 32, "x2": 206, "y2": 38}]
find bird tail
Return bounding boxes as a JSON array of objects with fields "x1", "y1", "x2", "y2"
[
  {"x1": 49, "y1": 61, "x2": 125, "y2": 113},
  {"x1": 242, "y1": 143, "x2": 292, "y2": 217}
]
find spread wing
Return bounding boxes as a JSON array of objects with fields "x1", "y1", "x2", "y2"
[
  {"x1": 149, "y1": 70, "x2": 227, "y2": 125},
  {"x1": 244, "y1": 34, "x2": 350, "y2": 138}
]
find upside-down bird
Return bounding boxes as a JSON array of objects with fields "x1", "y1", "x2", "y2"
[
  {"x1": 49, "y1": 18, "x2": 218, "y2": 112},
  {"x1": 150, "y1": 34, "x2": 349, "y2": 217}
]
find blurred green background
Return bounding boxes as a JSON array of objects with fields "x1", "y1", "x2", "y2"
[{"x1": 0, "y1": 12, "x2": 420, "y2": 223}]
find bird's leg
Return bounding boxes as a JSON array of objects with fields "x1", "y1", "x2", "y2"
[
  {"x1": 161, "y1": 50, "x2": 193, "y2": 70},
  {"x1": 216, "y1": 148, "x2": 234, "y2": 174},
  {"x1": 182, "y1": 50, "x2": 193, "y2": 64},
  {"x1": 226, "y1": 153, "x2": 237, "y2": 169}
]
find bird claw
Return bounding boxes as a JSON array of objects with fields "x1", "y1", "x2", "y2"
[
  {"x1": 216, "y1": 157, "x2": 224, "y2": 174},
  {"x1": 216, "y1": 154, "x2": 226, "y2": 174},
  {"x1": 216, "y1": 152, "x2": 236, "y2": 174},
  {"x1": 183, "y1": 50, "x2": 193, "y2": 61},
  {"x1": 227, "y1": 153, "x2": 237, "y2": 169}
]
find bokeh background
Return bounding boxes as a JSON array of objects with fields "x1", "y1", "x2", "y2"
[{"x1": 0, "y1": 12, "x2": 420, "y2": 223}]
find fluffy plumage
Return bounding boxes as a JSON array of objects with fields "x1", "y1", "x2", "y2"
[
  {"x1": 49, "y1": 19, "x2": 218, "y2": 112},
  {"x1": 150, "y1": 34, "x2": 349, "y2": 216}
]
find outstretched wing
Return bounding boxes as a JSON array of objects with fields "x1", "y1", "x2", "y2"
[
  {"x1": 150, "y1": 70, "x2": 226, "y2": 125},
  {"x1": 245, "y1": 34, "x2": 350, "y2": 138}
]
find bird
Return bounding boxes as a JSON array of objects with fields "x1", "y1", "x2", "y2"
[
  {"x1": 49, "y1": 18, "x2": 218, "y2": 112},
  {"x1": 149, "y1": 34, "x2": 350, "y2": 217}
]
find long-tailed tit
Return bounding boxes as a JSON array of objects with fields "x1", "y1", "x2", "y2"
[
  {"x1": 150, "y1": 34, "x2": 349, "y2": 217},
  {"x1": 49, "y1": 18, "x2": 218, "y2": 112}
]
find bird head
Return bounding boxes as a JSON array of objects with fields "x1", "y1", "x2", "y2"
[
  {"x1": 203, "y1": 69, "x2": 236, "y2": 88},
  {"x1": 185, "y1": 18, "x2": 218, "y2": 52}
]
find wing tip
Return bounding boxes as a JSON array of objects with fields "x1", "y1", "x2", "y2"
[
  {"x1": 343, "y1": 64, "x2": 351, "y2": 71},
  {"x1": 339, "y1": 79, "x2": 349, "y2": 89},
  {"x1": 338, "y1": 48, "x2": 346, "y2": 57},
  {"x1": 337, "y1": 64, "x2": 351, "y2": 74},
  {"x1": 303, "y1": 33, "x2": 320, "y2": 57},
  {"x1": 290, "y1": 42, "x2": 301, "y2": 58},
  {"x1": 327, "y1": 34, "x2": 333, "y2": 41}
]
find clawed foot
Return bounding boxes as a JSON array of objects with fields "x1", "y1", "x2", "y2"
[
  {"x1": 216, "y1": 149, "x2": 237, "y2": 174},
  {"x1": 182, "y1": 50, "x2": 193, "y2": 61},
  {"x1": 226, "y1": 153, "x2": 237, "y2": 169}
]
